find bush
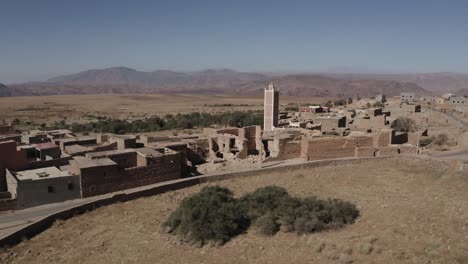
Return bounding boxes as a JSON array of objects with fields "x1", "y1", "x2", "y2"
[
  {"x1": 391, "y1": 117, "x2": 416, "y2": 132},
  {"x1": 434, "y1": 133, "x2": 448, "y2": 146},
  {"x1": 239, "y1": 186, "x2": 290, "y2": 219},
  {"x1": 162, "y1": 186, "x2": 249, "y2": 246},
  {"x1": 419, "y1": 137, "x2": 433, "y2": 147},
  {"x1": 163, "y1": 186, "x2": 360, "y2": 246},
  {"x1": 253, "y1": 214, "x2": 280, "y2": 236}
]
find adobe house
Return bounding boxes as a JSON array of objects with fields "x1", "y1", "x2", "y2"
[
  {"x1": 34, "y1": 142, "x2": 61, "y2": 161},
  {"x1": 313, "y1": 116, "x2": 346, "y2": 132},
  {"x1": 6, "y1": 167, "x2": 80, "y2": 209},
  {"x1": 109, "y1": 135, "x2": 137, "y2": 150}
]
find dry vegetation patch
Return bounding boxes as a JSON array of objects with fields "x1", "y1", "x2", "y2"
[{"x1": 1, "y1": 158, "x2": 467, "y2": 264}]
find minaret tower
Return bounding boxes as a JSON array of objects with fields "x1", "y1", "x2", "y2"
[{"x1": 264, "y1": 82, "x2": 279, "y2": 131}]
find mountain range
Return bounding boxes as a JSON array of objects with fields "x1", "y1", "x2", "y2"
[{"x1": 4, "y1": 67, "x2": 468, "y2": 98}]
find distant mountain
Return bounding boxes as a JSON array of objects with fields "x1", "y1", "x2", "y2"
[
  {"x1": 5, "y1": 67, "x2": 430, "y2": 98},
  {"x1": 326, "y1": 72, "x2": 468, "y2": 94},
  {"x1": 232, "y1": 74, "x2": 427, "y2": 97},
  {"x1": 47, "y1": 67, "x2": 269, "y2": 88}
]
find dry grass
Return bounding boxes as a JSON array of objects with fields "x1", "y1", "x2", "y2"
[
  {"x1": 0, "y1": 93, "x2": 333, "y2": 124},
  {"x1": 1, "y1": 158, "x2": 467, "y2": 264}
]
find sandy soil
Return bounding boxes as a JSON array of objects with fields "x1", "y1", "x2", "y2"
[{"x1": 1, "y1": 158, "x2": 467, "y2": 264}]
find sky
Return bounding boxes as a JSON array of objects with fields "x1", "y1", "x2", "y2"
[{"x1": 1, "y1": 0, "x2": 468, "y2": 83}]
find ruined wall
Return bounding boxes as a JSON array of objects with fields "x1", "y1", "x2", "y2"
[
  {"x1": 203, "y1": 127, "x2": 240, "y2": 137},
  {"x1": 301, "y1": 137, "x2": 357, "y2": 161},
  {"x1": 353, "y1": 115, "x2": 386, "y2": 130},
  {"x1": 356, "y1": 147, "x2": 378, "y2": 158},
  {"x1": 239, "y1": 126, "x2": 261, "y2": 155},
  {"x1": 279, "y1": 141, "x2": 302, "y2": 159},
  {"x1": 353, "y1": 136, "x2": 374, "y2": 147},
  {"x1": 407, "y1": 132, "x2": 420, "y2": 146},
  {"x1": 374, "y1": 130, "x2": 392, "y2": 147}
]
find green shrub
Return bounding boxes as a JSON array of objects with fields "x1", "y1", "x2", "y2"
[
  {"x1": 163, "y1": 185, "x2": 359, "y2": 246},
  {"x1": 419, "y1": 137, "x2": 433, "y2": 147},
  {"x1": 162, "y1": 186, "x2": 249, "y2": 246},
  {"x1": 239, "y1": 186, "x2": 290, "y2": 219},
  {"x1": 391, "y1": 117, "x2": 416, "y2": 132},
  {"x1": 253, "y1": 214, "x2": 280, "y2": 236}
]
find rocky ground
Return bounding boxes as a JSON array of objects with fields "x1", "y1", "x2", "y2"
[{"x1": 1, "y1": 158, "x2": 468, "y2": 264}]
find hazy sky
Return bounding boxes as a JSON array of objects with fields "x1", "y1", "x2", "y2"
[{"x1": 1, "y1": 0, "x2": 468, "y2": 83}]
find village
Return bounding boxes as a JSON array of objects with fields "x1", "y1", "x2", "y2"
[{"x1": 0, "y1": 83, "x2": 465, "y2": 211}]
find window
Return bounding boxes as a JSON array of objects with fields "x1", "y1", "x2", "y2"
[
  {"x1": 67, "y1": 182, "x2": 74, "y2": 190},
  {"x1": 48, "y1": 186, "x2": 55, "y2": 193}
]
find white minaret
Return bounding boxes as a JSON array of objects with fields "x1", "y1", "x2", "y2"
[{"x1": 264, "y1": 82, "x2": 279, "y2": 131}]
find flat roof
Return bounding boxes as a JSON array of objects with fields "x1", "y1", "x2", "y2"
[
  {"x1": 64, "y1": 144, "x2": 92, "y2": 154},
  {"x1": 34, "y1": 142, "x2": 59, "y2": 150},
  {"x1": 136, "y1": 147, "x2": 163, "y2": 157},
  {"x1": 15, "y1": 167, "x2": 72, "y2": 181},
  {"x1": 59, "y1": 136, "x2": 97, "y2": 143},
  {"x1": 86, "y1": 149, "x2": 136, "y2": 158},
  {"x1": 72, "y1": 157, "x2": 117, "y2": 169}
]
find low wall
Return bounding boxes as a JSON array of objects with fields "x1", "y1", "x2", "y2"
[
  {"x1": 0, "y1": 155, "x2": 423, "y2": 247},
  {"x1": 27, "y1": 156, "x2": 73, "y2": 170}
]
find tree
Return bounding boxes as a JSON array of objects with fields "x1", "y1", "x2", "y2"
[
  {"x1": 347, "y1": 98, "x2": 353, "y2": 104},
  {"x1": 391, "y1": 117, "x2": 416, "y2": 132},
  {"x1": 381, "y1": 95, "x2": 387, "y2": 103}
]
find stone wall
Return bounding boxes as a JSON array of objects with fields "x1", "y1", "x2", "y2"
[
  {"x1": 78, "y1": 152, "x2": 184, "y2": 198},
  {"x1": 203, "y1": 127, "x2": 240, "y2": 137},
  {"x1": 356, "y1": 147, "x2": 378, "y2": 157},
  {"x1": 374, "y1": 130, "x2": 392, "y2": 147},
  {"x1": 27, "y1": 156, "x2": 73, "y2": 170},
  {"x1": 239, "y1": 126, "x2": 261, "y2": 155},
  {"x1": 279, "y1": 141, "x2": 302, "y2": 159},
  {"x1": 86, "y1": 150, "x2": 137, "y2": 169},
  {"x1": 407, "y1": 132, "x2": 420, "y2": 147},
  {"x1": 301, "y1": 137, "x2": 357, "y2": 160}
]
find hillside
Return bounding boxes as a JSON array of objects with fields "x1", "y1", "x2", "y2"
[
  {"x1": 5, "y1": 68, "x2": 430, "y2": 98},
  {"x1": 233, "y1": 74, "x2": 427, "y2": 97},
  {"x1": 47, "y1": 67, "x2": 269, "y2": 88},
  {"x1": 327, "y1": 72, "x2": 468, "y2": 94}
]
